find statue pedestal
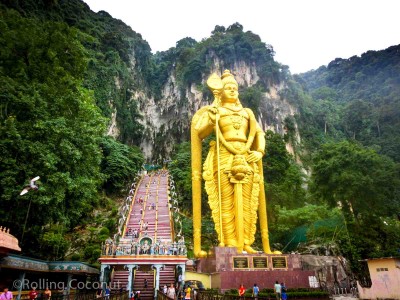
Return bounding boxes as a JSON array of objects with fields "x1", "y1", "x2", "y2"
[{"x1": 195, "y1": 247, "x2": 315, "y2": 291}]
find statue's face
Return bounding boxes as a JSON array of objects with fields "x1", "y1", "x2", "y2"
[{"x1": 222, "y1": 83, "x2": 239, "y2": 103}]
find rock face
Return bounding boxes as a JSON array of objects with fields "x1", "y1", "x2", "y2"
[
  {"x1": 0, "y1": 0, "x2": 301, "y2": 160},
  {"x1": 128, "y1": 61, "x2": 299, "y2": 159},
  {"x1": 301, "y1": 255, "x2": 353, "y2": 291}
]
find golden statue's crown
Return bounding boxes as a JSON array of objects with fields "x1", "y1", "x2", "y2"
[{"x1": 221, "y1": 70, "x2": 238, "y2": 87}]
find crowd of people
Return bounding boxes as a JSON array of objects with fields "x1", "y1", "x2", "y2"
[
  {"x1": 161, "y1": 279, "x2": 193, "y2": 300},
  {"x1": 238, "y1": 282, "x2": 288, "y2": 300},
  {"x1": 126, "y1": 228, "x2": 139, "y2": 238},
  {"x1": 0, "y1": 286, "x2": 57, "y2": 300},
  {"x1": 273, "y1": 281, "x2": 288, "y2": 300}
]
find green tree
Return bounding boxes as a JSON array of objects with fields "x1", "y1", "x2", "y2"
[
  {"x1": 264, "y1": 131, "x2": 290, "y2": 183},
  {"x1": 298, "y1": 45, "x2": 400, "y2": 163},
  {"x1": 343, "y1": 99, "x2": 377, "y2": 140},
  {"x1": 168, "y1": 142, "x2": 192, "y2": 212},
  {"x1": 313, "y1": 99, "x2": 342, "y2": 136},
  {"x1": 271, "y1": 204, "x2": 343, "y2": 252},
  {"x1": 240, "y1": 85, "x2": 265, "y2": 118},
  {"x1": 310, "y1": 140, "x2": 400, "y2": 273},
  {"x1": 310, "y1": 141, "x2": 399, "y2": 219},
  {"x1": 0, "y1": 10, "x2": 106, "y2": 259},
  {"x1": 100, "y1": 136, "x2": 144, "y2": 194},
  {"x1": 263, "y1": 130, "x2": 306, "y2": 210}
]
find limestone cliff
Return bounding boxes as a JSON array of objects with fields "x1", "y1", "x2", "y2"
[
  {"x1": 95, "y1": 23, "x2": 304, "y2": 160},
  {"x1": 127, "y1": 61, "x2": 300, "y2": 159},
  {"x1": 1, "y1": 1, "x2": 303, "y2": 160}
]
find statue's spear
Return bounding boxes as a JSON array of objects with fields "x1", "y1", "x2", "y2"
[{"x1": 207, "y1": 74, "x2": 224, "y2": 246}]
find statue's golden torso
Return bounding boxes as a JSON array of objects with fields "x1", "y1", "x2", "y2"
[{"x1": 218, "y1": 106, "x2": 249, "y2": 142}]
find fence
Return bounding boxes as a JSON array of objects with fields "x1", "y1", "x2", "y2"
[
  {"x1": 44, "y1": 291, "x2": 129, "y2": 300},
  {"x1": 195, "y1": 290, "x2": 329, "y2": 300}
]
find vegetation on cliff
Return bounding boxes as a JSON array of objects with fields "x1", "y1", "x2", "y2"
[
  {"x1": 150, "y1": 23, "x2": 285, "y2": 93},
  {"x1": 296, "y1": 45, "x2": 400, "y2": 162}
]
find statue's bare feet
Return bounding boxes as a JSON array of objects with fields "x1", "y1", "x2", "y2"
[{"x1": 244, "y1": 245, "x2": 258, "y2": 254}]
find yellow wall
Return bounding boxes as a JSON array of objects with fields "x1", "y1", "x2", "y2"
[
  {"x1": 358, "y1": 258, "x2": 400, "y2": 299},
  {"x1": 185, "y1": 271, "x2": 211, "y2": 288}
]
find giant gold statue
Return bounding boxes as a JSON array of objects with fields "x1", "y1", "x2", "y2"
[{"x1": 191, "y1": 70, "x2": 272, "y2": 257}]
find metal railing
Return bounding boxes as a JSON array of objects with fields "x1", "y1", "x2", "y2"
[
  {"x1": 47, "y1": 291, "x2": 129, "y2": 300},
  {"x1": 196, "y1": 290, "x2": 330, "y2": 300},
  {"x1": 198, "y1": 291, "x2": 268, "y2": 300},
  {"x1": 331, "y1": 287, "x2": 358, "y2": 297},
  {"x1": 157, "y1": 290, "x2": 170, "y2": 300}
]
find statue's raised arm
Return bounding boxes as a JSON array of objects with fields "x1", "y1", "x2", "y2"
[{"x1": 191, "y1": 70, "x2": 272, "y2": 257}]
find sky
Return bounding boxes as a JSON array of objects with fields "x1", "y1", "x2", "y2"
[{"x1": 83, "y1": 0, "x2": 399, "y2": 74}]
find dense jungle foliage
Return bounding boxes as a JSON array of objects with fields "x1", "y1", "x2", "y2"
[
  {"x1": 1, "y1": 0, "x2": 400, "y2": 280},
  {"x1": 296, "y1": 45, "x2": 400, "y2": 163},
  {"x1": 1, "y1": 0, "x2": 147, "y2": 145},
  {"x1": 0, "y1": 1, "x2": 144, "y2": 263}
]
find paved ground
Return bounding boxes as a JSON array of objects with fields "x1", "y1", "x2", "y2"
[{"x1": 331, "y1": 295, "x2": 359, "y2": 300}]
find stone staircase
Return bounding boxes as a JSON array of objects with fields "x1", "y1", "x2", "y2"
[
  {"x1": 124, "y1": 173, "x2": 172, "y2": 243},
  {"x1": 111, "y1": 270, "x2": 129, "y2": 291},
  {"x1": 133, "y1": 270, "x2": 154, "y2": 299},
  {"x1": 115, "y1": 171, "x2": 176, "y2": 299},
  {"x1": 159, "y1": 265, "x2": 176, "y2": 288}
]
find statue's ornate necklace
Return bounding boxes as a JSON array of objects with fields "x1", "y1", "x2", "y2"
[
  {"x1": 230, "y1": 113, "x2": 244, "y2": 130},
  {"x1": 222, "y1": 103, "x2": 243, "y2": 112}
]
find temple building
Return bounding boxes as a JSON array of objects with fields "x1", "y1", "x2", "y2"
[{"x1": 0, "y1": 227, "x2": 98, "y2": 300}]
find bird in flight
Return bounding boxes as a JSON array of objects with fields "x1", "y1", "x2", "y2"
[{"x1": 20, "y1": 176, "x2": 40, "y2": 196}]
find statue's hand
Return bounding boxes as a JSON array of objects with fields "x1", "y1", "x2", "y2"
[
  {"x1": 208, "y1": 106, "x2": 218, "y2": 124},
  {"x1": 213, "y1": 89, "x2": 221, "y2": 98},
  {"x1": 247, "y1": 151, "x2": 263, "y2": 163}
]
